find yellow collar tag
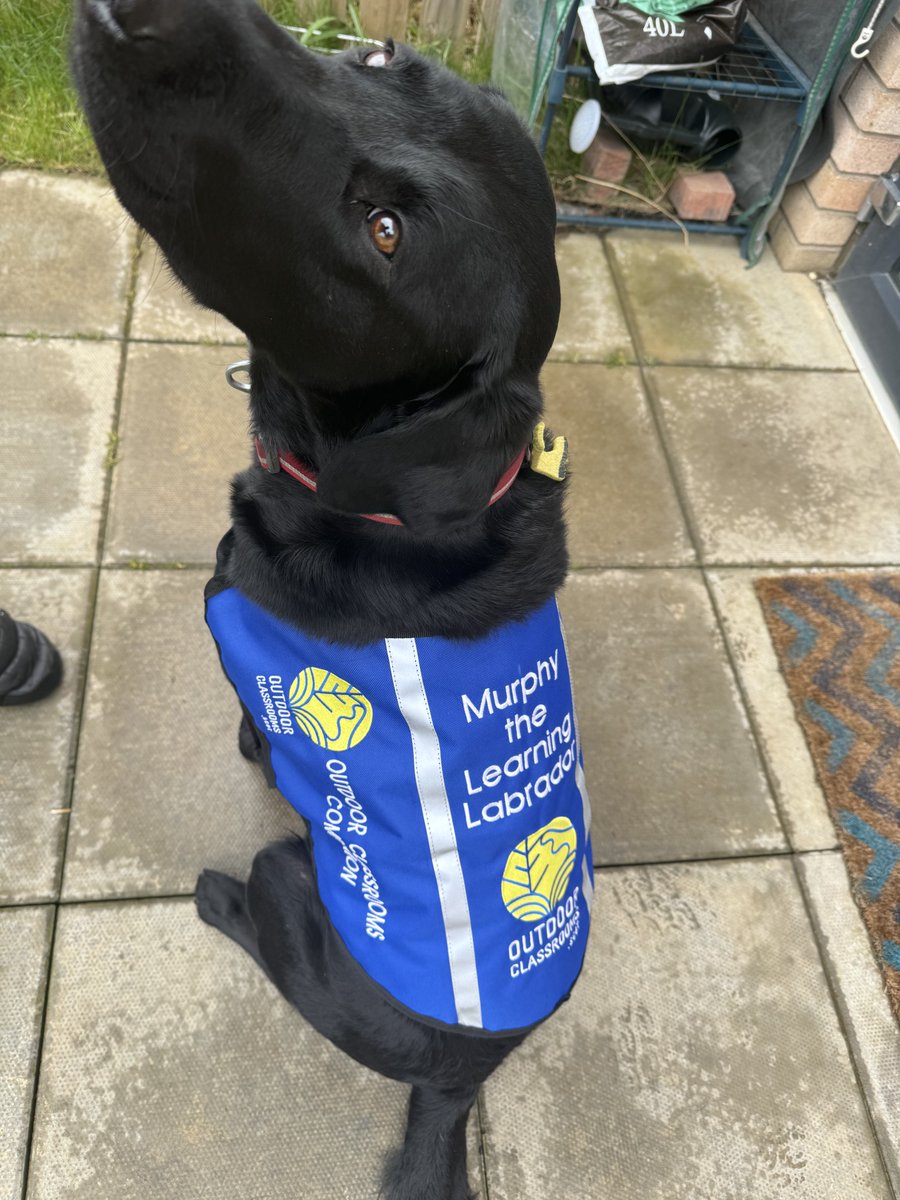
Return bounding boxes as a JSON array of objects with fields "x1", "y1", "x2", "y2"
[{"x1": 529, "y1": 422, "x2": 569, "y2": 482}]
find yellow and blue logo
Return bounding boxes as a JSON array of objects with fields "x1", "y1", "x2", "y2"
[
  {"x1": 288, "y1": 667, "x2": 373, "y2": 751},
  {"x1": 501, "y1": 817, "x2": 578, "y2": 922}
]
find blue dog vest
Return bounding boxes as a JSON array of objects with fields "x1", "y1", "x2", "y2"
[{"x1": 206, "y1": 583, "x2": 593, "y2": 1034}]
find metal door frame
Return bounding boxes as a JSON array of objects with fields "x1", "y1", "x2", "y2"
[{"x1": 834, "y1": 179, "x2": 900, "y2": 405}]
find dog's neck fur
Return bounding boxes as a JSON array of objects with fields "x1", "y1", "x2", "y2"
[
  {"x1": 225, "y1": 349, "x2": 567, "y2": 648},
  {"x1": 247, "y1": 350, "x2": 490, "y2": 469}
]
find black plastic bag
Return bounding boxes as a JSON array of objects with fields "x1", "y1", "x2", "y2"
[
  {"x1": 578, "y1": 0, "x2": 747, "y2": 86},
  {"x1": 600, "y1": 84, "x2": 743, "y2": 165}
]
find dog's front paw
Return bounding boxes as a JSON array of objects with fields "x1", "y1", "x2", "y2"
[
  {"x1": 195, "y1": 869, "x2": 269, "y2": 971},
  {"x1": 195, "y1": 869, "x2": 247, "y2": 932},
  {"x1": 238, "y1": 713, "x2": 264, "y2": 762}
]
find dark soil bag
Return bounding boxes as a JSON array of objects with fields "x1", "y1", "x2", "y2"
[{"x1": 578, "y1": 0, "x2": 747, "y2": 85}]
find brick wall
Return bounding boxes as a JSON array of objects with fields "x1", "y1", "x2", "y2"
[{"x1": 769, "y1": 13, "x2": 900, "y2": 272}]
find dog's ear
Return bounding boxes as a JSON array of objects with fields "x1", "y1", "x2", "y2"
[{"x1": 315, "y1": 376, "x2": 540, "y2": 538}]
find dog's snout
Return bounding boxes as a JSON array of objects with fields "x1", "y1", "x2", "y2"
[{"x1": 86, "y1": 0, "x2": 182, "y2": 41}]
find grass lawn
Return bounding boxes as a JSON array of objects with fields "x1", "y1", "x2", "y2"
[
  {"x1": 1, "y1": 0, "x2": 100, "y2": 171},
  {"x1": 0, "y1": 0, "x2": 492, "y2": 174}
]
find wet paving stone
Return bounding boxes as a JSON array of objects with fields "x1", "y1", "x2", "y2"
[
  {"x1": 482, "y1": 857, "x2": 891, "y2": 1200},
  {"x1": 542, "y1": 362, "x2": 693, "y2": 567},
  {"x1": 551, "y1": 233, "x2": 634, "y2": 364},
  {"x1": 104, "y1": 343, "x2": 251, "y2": 564},
  {"x1": 797, "y1": 851, "x2": 900, "y2": 1197},
  {"x1": 560, "y1": 569, "x2": 784, "y2": 863},
  {"x1": 0, "y1": 171, "x2": 134, "y2": 338},
  {"x1": 26, "y1": 898, "x2": 484, "y2": 1200},
  {"x1": 607, "y1": 231, "x2": 854, "y2": 370},
  {"x1": 0, "y1": 338, "x2": 120, "y2": 564},
  {"x1": 63, "y1": 570, "x2": 302, "y2": 900},
  {"x1": 1, "y1": 905, "x2": 53, "y2": 1200},
  {"x1": 653, "y1": 367, "x2": 900, "y2": 565},
  {"x1": 0, "y1": 569, "x2": 93, "y2": 903}
]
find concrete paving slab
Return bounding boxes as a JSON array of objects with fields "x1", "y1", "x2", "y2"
[
  {"x1": 797, "y1": 851, "x2": 900, "y2": 1196},
  {"x1": 0, "y1": 905, "x2": 53, "y2": 1200},
  {"x1": 0, "y1": 171, "x2": 134, "y2": 338},
  {"x1": 64, "y1": 570, "x2": 303, "y2": 899},
  {"x1": 550, "y1": 233, "x2": 634, "y2": 364},
  {"x1": 707, "y1": 570, "x2": 837, "y2": 852},
  {"x1": 0, "y1": 339, "x2": 120, "y2": 564},
  {"x1": 131, "y1": 239, "x2": 245, "y2": 344},
  {"x1": 559, "y1": 570, "x2": 784, "y2": 863},
  {"x1": 26, "y1": 898, "x2": 484, "y2": 1200},
  {"x1": 606, "y1": 231, "x2": 854, "y2": 370},
  {"x1": 542, "y1": 363, "x2": 694, "y2": 567},
  {"x1": 0, "y1": 569, "x2": 93, "y2": 904},
  {"x1": 481, "y1": 856, "x2": 892, "y2": 1200},
  {"x1": 104, "y1": 344, "x2": 250, "y2": 564},
  {"x1": 653, "y1": 368, "x2": 900, "y2": 565}
]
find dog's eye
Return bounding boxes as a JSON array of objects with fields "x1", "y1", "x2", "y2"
[
  {"x1": 368, "y1": 209, "x2": 401, "y2": 257},
  {"x1": 363, "y1": 47, "x2": 393, "y2": 67}
]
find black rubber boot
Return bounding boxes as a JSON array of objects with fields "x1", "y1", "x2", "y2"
[{"x1": 0, "y1": 610, "x2": 64, "y2": 706}]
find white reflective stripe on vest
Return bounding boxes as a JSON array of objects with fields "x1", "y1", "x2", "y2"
[
  {"x1": 385, "y1": 637, "x2": 484, "y2": 1028},
  {"x1": 581, "y1": 856, "x2": 594, "y2": 913}
]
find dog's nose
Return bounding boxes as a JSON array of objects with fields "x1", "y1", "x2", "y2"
[{"x1": 88, "y1": 0, "x2": 182, "y2": 41}]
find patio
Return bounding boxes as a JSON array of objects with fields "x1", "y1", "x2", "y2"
[{"x1": 1, "y1": 166, "x2": 899, "y2": 1200}]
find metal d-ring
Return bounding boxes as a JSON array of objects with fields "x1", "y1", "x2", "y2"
[{"x1": 225, "y1": 360, "x2": 252, "y2": 393}]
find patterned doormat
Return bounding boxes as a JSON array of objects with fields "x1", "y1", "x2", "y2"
[{"x1": 755, "y1": 573, "x2": 900, "y2": 1021}]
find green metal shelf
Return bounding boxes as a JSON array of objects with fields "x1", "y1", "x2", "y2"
[{"x1": 538, "y1": 11, "x2": 814, "y2": 253}]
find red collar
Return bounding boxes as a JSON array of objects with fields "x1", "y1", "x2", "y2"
[{"x1": 254, "y1": 437, "x2": 527, "y2": 527}]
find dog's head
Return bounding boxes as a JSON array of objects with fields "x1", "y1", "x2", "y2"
[
  {"x1": 72, "y1": 0, "x2": 559, "y2": 387},
  {"x1": 72, "y1": 0, "x2": 561, "y2": 534}
]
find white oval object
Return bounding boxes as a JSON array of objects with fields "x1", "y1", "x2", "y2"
[{"x1": 569, "y1": 99, "x2": 602, "y2": 154}]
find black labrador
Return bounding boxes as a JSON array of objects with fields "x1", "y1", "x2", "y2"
[{"x1": 71, "y1": 3, "x2": 579, "y2": 1197}]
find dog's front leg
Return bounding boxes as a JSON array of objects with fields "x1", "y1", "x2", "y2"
[
  {"x1": 195, "y1": 868, "x2": 271, "y2": 980},
  {"x1": 383, "y1": 1084, "x2": 479, "y2": 1200},
  {"x1": 237, "y1": 707, "x2": 264, "y2": 764}
]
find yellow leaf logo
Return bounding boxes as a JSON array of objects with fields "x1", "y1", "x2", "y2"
[
  {"x1": 288, "y1": 667, "x2": 373, "y2": 751},
  {"x1": 501, "y1": 817, "x2": 578, "y2": 922}
]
